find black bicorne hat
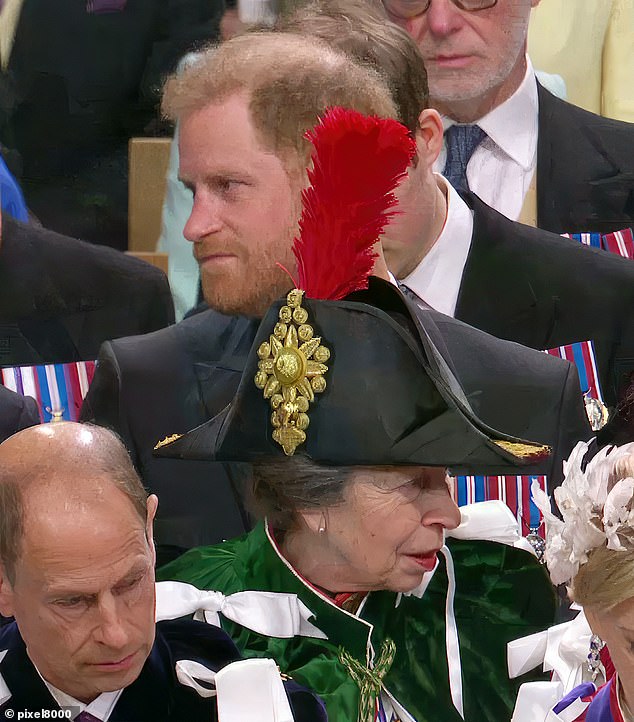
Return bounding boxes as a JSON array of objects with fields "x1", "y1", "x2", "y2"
[{"x1": 155, "y1": 278, "x2": 550, "y2": 474}]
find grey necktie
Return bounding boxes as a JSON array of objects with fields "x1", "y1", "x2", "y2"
[{"x1": 442, "y1": 124, "x2": 486, "y2": 192}]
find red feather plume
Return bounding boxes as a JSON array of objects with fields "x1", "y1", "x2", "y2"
[{"x1": 292, "y1": 107, "x2": 416, "y2": 300}]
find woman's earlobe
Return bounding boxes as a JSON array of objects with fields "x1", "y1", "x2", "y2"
[{"x1": 298, "y1": 508, "x2": 323, "y2": 535}]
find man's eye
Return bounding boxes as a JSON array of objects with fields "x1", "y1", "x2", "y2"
[
  {"x1": 54, "y1": 597, "x2": 85, "y2": 608},
  {"x1": 117, "y1": 576, "x2": 142, "y2": 594},
  {"x1": 216, "y1": 178, "x2": 242, "y2": 194}
]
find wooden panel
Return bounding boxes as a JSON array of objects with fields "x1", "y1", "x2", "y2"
[
  {"x1": 128, "y1": 137, "x2": 172, "y2": 252},
  {"x1": 126, "y1": 251, "x2": 169, "y2": 275}
]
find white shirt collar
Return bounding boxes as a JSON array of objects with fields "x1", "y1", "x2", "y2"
[
  {"x1": 442, "y1": 57, "x2": 539, "y2": 171},
  {"x1": 400, "y1": 175, "x2": 474, "y2": 317},
  {"x1": 35, "y1": 662, "x2": 123, "y2": 721}
]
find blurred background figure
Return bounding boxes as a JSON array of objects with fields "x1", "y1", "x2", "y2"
[
  {"x1": 529, "y1": 0, "x2": 634, "y2": 123},
  {"x1": 0, "y1": 383, "x2": 38, "y2": 442},
  {"x1": 0, "y1": 206, "x2": 174, "y2": 368},
  {"x1": 0, "y1": 0, "x2": 224, "y2": 250},
  {"x1": 0, "y1": 152, "x2": 26, "y2": 222}
]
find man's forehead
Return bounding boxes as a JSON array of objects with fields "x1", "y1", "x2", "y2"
[
  {"x1": 25, "y1": 477, "x2": 128, "y2": 517},
  {"x1": 181, "y1": 91, "x2": 253, "y2": 131},
  {"x1": 21, "y1": 483, "x2": 146, "y2": 557},
  {"x1": 42, "y1": 554, "x2": 152, "y2": 592},
  {"x1": 22, "y1": 532, "x2": 152, "y2": 591}
]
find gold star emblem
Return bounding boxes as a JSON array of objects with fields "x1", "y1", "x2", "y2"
[{"x1": 254, "y1": 290, "x2": 330, "y2": 455}]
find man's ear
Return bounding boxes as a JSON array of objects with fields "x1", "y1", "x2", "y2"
[
  {"x1": 145, "y1": 494, "x2": 159, "y2": 565},
  {"x1": 415, "y1": 109, "x2": 444, "y2": 169},
  {"x1": 530, "y1": 0, "x2": 541, "y2": 7},
  {"x1": 0, "y1": 563, "x2": 16, "y2": 618}
]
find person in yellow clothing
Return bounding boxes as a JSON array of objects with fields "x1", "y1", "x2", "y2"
[{"x1": 528, "y1": 0, "x2": 634, "y2": 122}]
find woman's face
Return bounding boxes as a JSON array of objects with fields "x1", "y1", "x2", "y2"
[
  {"x1": 587, "y1": 599, "x2": 634, "y2": 707},
  {"x1": 302, "y1": 465, "x2": 461, "y2": 593}
]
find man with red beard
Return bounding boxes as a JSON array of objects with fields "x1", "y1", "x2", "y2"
[{"x1": 82, "y1": 31, "x2": 590, "y2": 565}]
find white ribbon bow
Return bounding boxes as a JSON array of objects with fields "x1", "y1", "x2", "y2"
[
  {"x1": 447, "y1": 501, "x2": 536, "y2": 555},
  {"x1": 508, "y1": 609, "x2": 594, "y2": 722},
  {"x1": 156, "y1": 581, "x2": 327, "y2": 640},
  {"x1": 508, "y1": 608, "x2": 592, "y2": 682},
  {"x1": 176, "y1": 657, "x2": 295, "y2": 721}
]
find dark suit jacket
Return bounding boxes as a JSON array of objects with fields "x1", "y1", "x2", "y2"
[
  {"x1": 0, "y1": 0, "x2": 223, "y2": 248},
  {"x1": 81, "y1": 309, "x2": 260, "y2": 562},
  {"x1": 0, "y1": 384, "x2": 39, "y2": 441},
  {"x1": 0, "y1": 215, "x2": 175, "y2": 367},
  {"x1": 82, "y1": 298, "x2": 590, "y2": 556},
  {"x1": 0, "y1": 618, "x2": 326, "y2": 721},
  {"x1": 456, "y1": 193, "x2": 634, "y2": 443},
  {"x1": 537, "y1": 84, "x2": 634, "y2": 234}
]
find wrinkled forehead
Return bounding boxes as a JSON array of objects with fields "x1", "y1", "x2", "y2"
[
  {"x1": 17, "y1": 485, "x2": 149, "y2": 575},
  {"x1": 20, "y1": 525, "x2": 153, "y2": 594},
  {"x1": 348, "y1": 465, "x2": 449, "y2": 487}
]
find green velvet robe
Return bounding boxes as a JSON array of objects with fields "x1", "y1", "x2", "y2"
[{"x1": 159, "y1": 522, "x2": 555, "y2": 722}]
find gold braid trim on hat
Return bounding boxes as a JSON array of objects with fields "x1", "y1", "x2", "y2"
[
  {"x1": 492, "y1": 439, "x2": 551, "y2": 460},
  {"x1": 254, "y1": 289, "x2": 330, "y2": 456}
]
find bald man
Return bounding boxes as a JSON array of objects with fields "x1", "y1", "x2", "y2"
[{"x1": 0, "y1": 423, "x2": 325, "y2": 721}]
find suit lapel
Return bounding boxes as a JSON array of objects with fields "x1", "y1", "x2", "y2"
[
  {"x1": 111, "y1": 640, "x2": 172, "y2": 721},
  {"x1": 455, "y1": 194, "x2": 556, "y2": 349},
  {"x1": 536, "y1": 84, "x2": 633, "y2": 233},
  {"x1": 190, "y1": 315, "x2": 259, "y2": 419}
]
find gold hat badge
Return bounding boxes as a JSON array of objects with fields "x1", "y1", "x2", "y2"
[{"x1": 254, "y1": 290, "x2": 330, "y2": 456}]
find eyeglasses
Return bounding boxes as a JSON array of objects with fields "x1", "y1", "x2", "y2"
[{"x1": 383, "y1": 0, "x2": 498, "y2": 21}]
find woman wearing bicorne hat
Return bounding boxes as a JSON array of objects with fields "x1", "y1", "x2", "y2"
[{"x1": 155, "y1": 108, "x2": 568, "y2": 722}]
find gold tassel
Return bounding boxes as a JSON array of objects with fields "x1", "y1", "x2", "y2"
[{"x1": 339, "y1": 638, "x2": 396, "y2": 722}]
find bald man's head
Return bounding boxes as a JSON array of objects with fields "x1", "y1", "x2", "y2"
[
  {"x1": 0, "y1": 422, "x2": 149, "y2": 582},
  {"x1": 0, "y1": 423, "x2": 158, "y2": 703}
]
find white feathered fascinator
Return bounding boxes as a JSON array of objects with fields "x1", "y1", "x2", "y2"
[{"x1": 532, "y1": 440, "x2": 634, "y2": 586}]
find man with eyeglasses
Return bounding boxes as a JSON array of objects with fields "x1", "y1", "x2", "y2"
[
  {"x1": 280, "y1": 0, "x2": 634, "y2": 448},
  {"x1": 384, "y1": 0, "x2": 634, "y2": 235}
]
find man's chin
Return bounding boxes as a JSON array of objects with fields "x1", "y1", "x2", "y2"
[
  {"x1": 202, "y1": 281, "x2": 294, "y2": 319},
  {"x1": 83, "y1": 659, "x2": 146, "y2": 696}
]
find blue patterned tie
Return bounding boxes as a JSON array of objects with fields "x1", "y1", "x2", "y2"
[{"x1": 442, "y1": 124, "x2": 486, "y2": 192}]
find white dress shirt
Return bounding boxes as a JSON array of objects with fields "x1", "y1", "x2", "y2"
[
  {"x1": 401, "y1": 176, "x2": 474, "y2": 317},
  {"x1": 38, "y1": 667, "x2": 123, "y2": 722},
  {"x1": 434, "y1": 58, "x2": 539, "y2": 223}
]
